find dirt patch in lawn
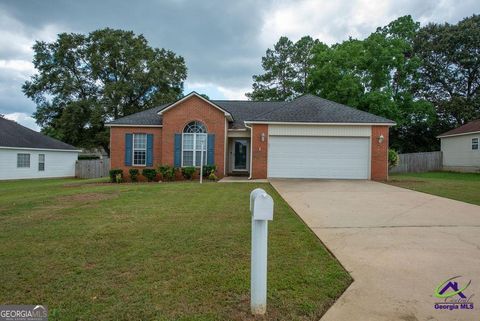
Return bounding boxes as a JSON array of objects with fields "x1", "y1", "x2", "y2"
[{"x1": 56, "y1": 192, "x2": 119, "y2": 203}]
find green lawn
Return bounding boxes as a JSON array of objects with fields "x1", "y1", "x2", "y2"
[
  {"x1": 0, "y1": 178, "x2": 351, "y2": 321},
  {"x1": 388, "y1": 171, "x2": 480, "y2": 206}
]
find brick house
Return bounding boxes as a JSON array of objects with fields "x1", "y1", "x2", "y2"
[{"x1": 106, "y1": 92, "x2": 395, "y2": 180}]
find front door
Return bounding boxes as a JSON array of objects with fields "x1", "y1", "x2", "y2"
[{"x1": 233, "y1": 139, "x2": 248, "y2": 171}]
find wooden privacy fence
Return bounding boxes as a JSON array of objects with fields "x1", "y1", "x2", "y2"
[
  {"x1": 75, "y1": 158, "x2": 110, "y2": 179},
  {"x1": 389, "y1": 151, "x2": 442, "y2": 174}
]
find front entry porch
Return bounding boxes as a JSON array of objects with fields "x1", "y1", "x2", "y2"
[{"x1": 226, "y1": 137, "x2": 250, "y2": 176}]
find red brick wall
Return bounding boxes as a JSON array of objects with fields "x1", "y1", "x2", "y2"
[
  {"x1": 110, "y1": 126, "x2": 162, "y2": 180},
  {"x1": 371, "y1": 125, "x2": 389, "y2": 181},
  {"x1": 161, "y1": 95, "x2": 226, "y2": 177},
  {"x1": 251, "y1": 124, "x2": 268, "y2": 179}
]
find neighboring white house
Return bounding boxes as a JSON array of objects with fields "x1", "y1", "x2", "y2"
[
  {"x1": 437, "y1": 119, "x2": 480, "y2": 172},
  {"x1": 0, "y1": 117, "x2": 81, "y2": 180}
]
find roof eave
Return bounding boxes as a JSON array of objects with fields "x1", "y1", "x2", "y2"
[
  {"x1": 437, "y1": 130, "x2": 480, "y2": 139},
  {"x1": 105, "y1": 124, "x2": 163, "y2": 128}
]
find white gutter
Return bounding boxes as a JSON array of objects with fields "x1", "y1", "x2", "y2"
[
  {"x1": 244, "y1": 121, "x2": 396, "y2": 126},
  {"x1": 244, "y1": 122, "x2": 253, "y2": 180}
]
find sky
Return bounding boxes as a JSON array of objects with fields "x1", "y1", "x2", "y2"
[{"x1": 0, "y1": 0, "x2": 478, "y2": 131}]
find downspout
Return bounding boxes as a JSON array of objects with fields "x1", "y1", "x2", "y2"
[{"x1": 244, "y1": 122, "x2": 253, "y2": 180}]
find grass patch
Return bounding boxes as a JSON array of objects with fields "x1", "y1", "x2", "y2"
[
  {"x1": 388, "y1": 171, "x2": 480, "y2": 206},
  {"x1": 0, "y1": 178, "x2": 351, "y2": 321}
]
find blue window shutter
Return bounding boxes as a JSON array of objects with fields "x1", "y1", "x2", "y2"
[
  {"x1": 146, "y1": 134, "x2": 154, "y2": 166},
  {"x1": 125, "y1": 134, "x2": 133, "y2": 166},
  {"x1": 174, "y1": 134, "x2": 182, "y2": 167},
  {"x1": 207, "y1": 134, "x2": 215, "y2": 165}
]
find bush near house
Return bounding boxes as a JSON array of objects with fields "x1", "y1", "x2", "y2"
[
  {"x1": 202, "y1": 165, "x2": 217, "y2": 177},
  {"x1": 142, "y1": 169, "x2": 157, "y2": 182},
  {"x1": 129, "y1": 169, "x2": 139, "y2": 182},
  {"x1": 109, "y1": 169, "x2": 123, "y2": 183},
  {"x1": 388, "y1": 149, "x2": 399, "y2": 169},
  {"x1": 181, "y1": 166, "x2": 196, "y2": 180},
  {"x1": 158, "y1": 165, "x2": 176, "y2": 181}
]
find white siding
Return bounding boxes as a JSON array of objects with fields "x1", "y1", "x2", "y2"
[
  {"x1": 268, "y1": 136, "x2": 370, "y2": 179},
  {"x1": 0, "y1": 148, "x2": 79, "y2": 180},
  {"x1": 441, "y1": 133, "x2": 480, "y2": 169},
  {"x1": 269, "y1": 124, "x2": 371, "y2": 137}
]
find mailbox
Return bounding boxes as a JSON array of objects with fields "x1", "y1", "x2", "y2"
[
  {"x1": 252, "y1": 193, "x2": 274, "y2": 221},
  {"x1": 250, "y1": 188, "x2": 266, "y2": 213}
]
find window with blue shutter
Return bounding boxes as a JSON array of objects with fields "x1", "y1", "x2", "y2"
[
  {"x1": 146, "y1": 134, "x2": 154, "y2": 166},
  {"x1": 125, "y1": 133, "x2": 133, "y2": 166},
  {"x1": 207, "y1": 134, "x2": 215, "y2": 165}
]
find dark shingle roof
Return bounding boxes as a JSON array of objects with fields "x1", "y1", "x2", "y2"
[
  {"x1": 106, "y1": 94, "x2": 394, "y2": 128},
  {"x1": 0, "y1": 117, "x2": 79, "y2": 150},
  {"x1": 106, "y1": 104, "x2": 166, "y2": 126},
  {"x1": 438, "y1": 119, "x2": 480, "y2": 137},
  {"x1": 250, "y1": 94, "x2": 395, "y2": 124}
]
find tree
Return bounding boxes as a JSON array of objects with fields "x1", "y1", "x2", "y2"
[
  {"x1": 246, "y1": 36, "x2": 320, "y2": 101},
  {"x1": 23, "y1": 28, "x2": 187, "y2": 153},
  {"x1": 308, "y1": 16, "x2": 436, "y2": 152},
  {"x1": 414, "y1": 15, "x2": 480, "y2": 128}
]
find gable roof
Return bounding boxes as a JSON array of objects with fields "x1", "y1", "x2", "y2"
[
  {"x1": 437, "y1": 119, "x2": 480, "y2": 138},
  {"x1": 0, "y1": 117, "x2": 80, "y2": 151},
  {"x1": 106, "y1": 93, "x2": 395, "y2": 128},
  {"x1": 158, "y1": 92, "x2": 234, "y2": 121}
]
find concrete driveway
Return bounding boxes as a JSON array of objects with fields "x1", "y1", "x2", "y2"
[{"x1": 270, "y1": 179, "x2": 480, "y2": 321}]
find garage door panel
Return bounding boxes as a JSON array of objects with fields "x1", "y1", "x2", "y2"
[{"x1": 268, "y1": 136, "x2": 369, "y2": 179}]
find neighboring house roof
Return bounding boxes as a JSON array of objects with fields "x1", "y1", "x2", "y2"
[
  {"x1": 0, "y1": 117, "x2": 79, "y2": 151},
  {"x1": 437, "y1": 119, "x2": 480, "y2": 138},
  {"x1": 106, "y1": 93, "x2": 395, "y2": 128}
]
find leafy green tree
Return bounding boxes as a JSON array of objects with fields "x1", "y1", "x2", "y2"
[
  {"x1": 308, "y1": 16, "x2": 436, "y2": 152},
  {"x1": 247, "y1": 36, "x2": 320, "y2": 101},
  {"x1": 414, "y1": 14, "x2": 480, "y2": 128},
  {"x1": 23, "y1": 28, "x2": 187, "y2": 153}
]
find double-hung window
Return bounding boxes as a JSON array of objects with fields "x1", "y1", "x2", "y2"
[
  {"x1": 17, "y1": 153, "x2": 30, "y2": 168},
  {"x1": 472, "y1": 138, "x2": 479, "y2": 150},
  {"x1": 38, "y1": 154, "x2": 45, "y2": 171},
  {"x1": 133, "y1": 134, "x2": 147, "y2": 166},
  {"x1": 182, "y1": 121, "x2": 207, "y2": 167}
]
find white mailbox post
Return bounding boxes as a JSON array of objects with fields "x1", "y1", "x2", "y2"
[{"x1": 250, "y1": 188, "x2": 274, "y2": 315}]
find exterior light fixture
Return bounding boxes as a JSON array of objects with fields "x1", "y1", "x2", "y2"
[
  {"x1": 378, "y1": 134, "x2": 384, "y2": 144},
  {"x1": 261, "y1": 133, "x2": 265, "y2": 142}
]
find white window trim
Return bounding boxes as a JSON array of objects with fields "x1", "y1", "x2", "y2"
[
  {"x1": 181, "y1": 132, "x2": 208, "y2": 167},
  {"x1": 17, "y1": 153, "x2": 31, "y2": 168},
  {"x1": 132, "y1": 133, "x2": 147, "y2": 166},
  {"x1": 38, "y1": 154, "x2": 45, "y2": 171},
  {"x1": 472, "y1": 137, "x2": 479, "y2": 151}
]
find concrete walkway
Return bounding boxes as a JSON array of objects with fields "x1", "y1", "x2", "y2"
[{"x1": 270, "y1": 179, "x2": 480, "y2": 321}]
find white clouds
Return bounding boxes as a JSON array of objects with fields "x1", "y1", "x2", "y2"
[
  {"x1": 0, "y1": 8, "x2": 64, "y2": 116},
  {"x1": 217, "y1": 86, "x2": 249, "y2": 100},
  {"x1": 4, "y1": 112, "x2": 40, "y2": 131},
  {"x1": 259, "y1": 0, "x2": 480, "y2": 46}
]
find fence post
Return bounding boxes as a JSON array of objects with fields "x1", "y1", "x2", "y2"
[{"x1": 250, "y1": 188, "x2": 274, "y2": 315}]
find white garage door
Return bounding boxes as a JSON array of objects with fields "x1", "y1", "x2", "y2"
[{"x1": 268, "y1": 136, "x2": 370, "y2": 179}]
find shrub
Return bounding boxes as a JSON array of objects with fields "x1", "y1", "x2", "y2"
[
  {"x1": 208, "y1": 170, "x2": 218, "y2": 181},
  {"x1": 129, "y1": 168, "x2": 139, "y2": 182},
  {"x1": 388, "y1": 149, "x2": 399, "y2": 169},
  {"x1": 158, "y1": 165, "x2": 176, "y2": 181},
  {"x1": 181, "y1": 166, "x2": 196, "y2": 180},
  {"x1": 115, "y1": 173, "x2": 123, "y2": 183},
  {"x1": 202, "y1": 165, "x2": 217, "y2": 177},
  {"x1": 109, "y1": 169, "x2": 123, "y2": 183},
  {"x1": 142, "y1": 169, "x2": 157, "y2": 182}
]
